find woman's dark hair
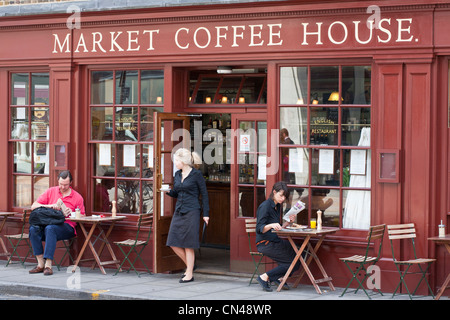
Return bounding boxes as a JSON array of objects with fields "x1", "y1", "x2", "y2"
[
  {"x1": 58, "y1": 170, "x2": 73, "y2": 182},
  {"x1": 269, "y1": 181, "x2": 290, "y2": 200}
]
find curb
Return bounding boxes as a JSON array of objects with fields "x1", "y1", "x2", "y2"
[{"x1": 0, "y1": 282, "x2": 145, "y2": 300}]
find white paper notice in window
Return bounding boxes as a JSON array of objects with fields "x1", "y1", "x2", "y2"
[
  {"x1": 350, "y1": 149, "x2": 367, "y2": 175},
  {"x1": 99, "y1": 144, "x2": 111, "y2": 166},
  {"x1": 258, "y1": 155, "x2": 266, "y2": 181},
  {"x1": 123, "y1": 144, "x2": 136, "y2": 167},
  {"x1": 318, "y1": 149, "x2": 334, "y2": 174},
  {"x1": 289, "y1": 148, "x2": 303, "y2": 173}
]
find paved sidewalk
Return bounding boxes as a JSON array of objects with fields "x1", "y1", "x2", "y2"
[{"x1": 0, "y1": 262, "x2": 445, "y2": 301}]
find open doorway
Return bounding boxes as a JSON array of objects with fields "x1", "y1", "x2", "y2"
[{"x1": 188, "y1": 113, "x2": 231, "y2": 274}]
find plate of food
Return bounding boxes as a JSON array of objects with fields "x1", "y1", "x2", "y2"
[{"x1": 286, "y1": 223, "x2": 307, "y2": 229}]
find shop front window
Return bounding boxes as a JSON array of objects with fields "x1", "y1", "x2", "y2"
[
  {"x1": 90, "y1": 69, "x2": 163, "y2": 214},
  {"x1": 10, "y1": 72, "x2": 50, "y2": 207},
  {"x1": 280, "y1": 65, "x2": 371, "y2": 229}
]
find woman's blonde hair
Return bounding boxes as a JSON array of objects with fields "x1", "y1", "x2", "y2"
[{"x1": 173, "y1": 148, "x2": 202, "y2": 169}]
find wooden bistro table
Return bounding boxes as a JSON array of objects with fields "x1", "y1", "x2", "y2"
[
  {"x1": 69, "y1": 215, "x2": 126, "y2": 275},
  {"x1": 428, "y1": 234, "x2": 450, "y2": 300},
  {"x1": 0, "y1": 212, "x2": 15, "y2": 258},
  {"x1": 273, "y1": 227, "x2": 339, "y2": 294}
]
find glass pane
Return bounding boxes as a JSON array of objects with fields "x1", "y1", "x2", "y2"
[
  {"x1": 31, "y1": 73, "x2": 49, "y2": 105},
  {"x1": 280, "y1": 67, "x2": 308, "y2": 104},
  {"x1": 194, "y1": 77, "x2": 220, "y2": 104},
  {"x1": 281, "y1": 147, "x2": 309, "y2": 185},
  {"x1": 115, "y1": 107, "x2": 138, "y2": 141},
  {"x1": 94, "y1": 143, "x2": 115, "y2": 176},
  {"x1": 343, "y1": 149, "x2": 371, "y2": 187},
  {"x1": 311, "y1": 148, "x2": 340, "y2": 186},
  {"x1": 141, "y1": 70, "x2": 164, "y2": 104},
  {"x1": 238, "y1": 121, "x2": 256, "y2": 152},
  {"x1": 341, "y1": 107, "x2": 371, "y2": 146},
  {"x1": 14, "y1": 175, "x2": 31, "y2": 207},
  {"x1": 241, "y1": 76, "x2": 266, "y2": 104},
  {"x1": 256, "y1": 155, "x2": 266, "y2": 185},
  {"x1": 91, "y1": 71, "x2": 113, "y2": 104},
  {"x1": 117, "y1": 180, "x2": 140, "y2": 214},
  {"x1": 91, "y1": 107, "x2": 113, "y2": 140},
  {"x1": 256, "y1": 187, "x2": 266, "y2": 209},
  {"x1": 343, "y1": 189, "x2": 371, "y2": 229},
  {"x1": 342, "y1": 66, "x2": 371, "y2": 105},
  {"x1": 238, "y1": 153, "x2": 256, "y2": 184},
  {"x1": 11, "y1": 107, "x2": 29, "y2": 139},
  {"x1": 239, "y1": 186, "x2": 254, "y2": 217},
  {"x1": 257, "y1": 121, "x2": 267, "y2": 153},
  {"x1": 34, "y1": 142, "x2": 49, "y2": 174},
  {"x1": 11, "y1": 73, "x2": 29, "y2": 106},
  {"x1": 94, "y1": 178, "x2": 114, "y2": 212},
  {"x1": 310, "y1": 107, "x2": 338, "y2": 145},
  {"x1": 117, "y1": 144, "x2": 140, "y2": 177},
  {"x1": 142, "y1": 181, "x2": 154, "y2": 214},
  {"x1": 310, "y1": 66, "x2": 339, "y2": 104},
  {"x1": 217, "y1": 76, "x2": 239, "y2": 104},
  {"x1": 115, "y1": 70, "x2": 138, "y2": 104},
  {"x1": 311, "y1": 188, "x2": 339, "y2": 227},
  {"x1": 33, "y1": 176, "x2": 49, "y2": 202},
  {"x1": 31, "y1": 107, "x2": 49, "y2": 140},
  {"x1": 14, "y1": 141, "x2": 31, "y2": 173},
  {"x1": 140, "y1": 107, "x2": 162, "y2": 141},
  {"x1": 142, "y1": 144, "x2": 154, "y2": 178},
  {"x1": 280, "y1": 107, "x2": 307, "y2": 145}
]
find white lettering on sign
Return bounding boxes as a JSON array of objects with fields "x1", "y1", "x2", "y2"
[{"x1": 52, "y1": 17, "x2": 417, "y2": 54}]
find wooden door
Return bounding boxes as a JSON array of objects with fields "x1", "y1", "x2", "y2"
[{"x1": 153, "y1": 112, "x2": 190, "y2": 273}]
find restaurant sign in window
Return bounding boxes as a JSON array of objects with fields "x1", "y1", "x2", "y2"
[{"x1": 279, "y1": 65, "x2": 371, "y2": 229}]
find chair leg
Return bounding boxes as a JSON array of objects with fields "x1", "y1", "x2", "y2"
[
  {"x1": 412, "y1": 263, "x2": 435, "y2": 298},
  {"x1": 340, "y1": 262, "x2": 382, "y2": 300},
  {"x1": 249, "y1": 255, "x2": 264, "y2": 286},
  {"x1": 5, "y1": 238, "x2": 31, "y2": 268}
]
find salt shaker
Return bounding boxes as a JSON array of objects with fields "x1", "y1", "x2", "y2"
[
  {"x1": 111, "y1": 200, "x2": 117, "y2": 218},
  {"x1": 75, "y1": 206, "x2": 81, "y2": 219},
  {"x1": 317, "y1": 209, "x2": 322, "y2": 230},
  {"x1": 438, "y1": 220, "x2": 446, "y2": 237}
]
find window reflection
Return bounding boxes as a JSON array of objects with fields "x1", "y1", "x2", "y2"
[
  {"x1": 280, "y1": 108, "x2": 307, "y2": 145},
  {"x1": 311, "y1": 66, "x2": 339, "y2": 105},
  {"x1": 342, "y1": 66, "x2": 371, "y2": 105},
  {"x1": 11, "y1": 73, "x2": 29, "y2": 106},
  {"x1": 115, "y1": 70, "x2": 138, "y2": 104},
  {"x1": 141, "y1": 70, "x2": 164, "y2": 104},
  {"x1": 91, "y1": 71, "x2": 114, "y2": 104},
  {"x1": 280, "y1": 67, "x2": 308, "y2": 105}
]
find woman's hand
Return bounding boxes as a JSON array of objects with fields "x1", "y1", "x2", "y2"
[{"x1": 203, "y1": 217, "x2": 209, "y2": 225}]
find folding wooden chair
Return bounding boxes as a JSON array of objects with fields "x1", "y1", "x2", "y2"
[
  {"x1": 340, "y1": 224, "x2": 385, "y2": 299},
  {"x1": 387, "y1": 223, "x2": 436, "y2": 299},
  {"x1": 5, "y1": 210, "x2": 32, "y2": 267},
  {"x1": 114, "y1": 213, "x2": 153, "y2": 277},
  {"x1": 54, "y1": 237, "x2": 76, "y2": 271},
  {"x1": 244, "y1": 218, "x2": 271, "y2": 286}
]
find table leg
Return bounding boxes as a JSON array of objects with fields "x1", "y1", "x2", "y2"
[
  {"x1": 0, "y1": 217, "x2": 9, "y2": 257},
  {"x1": 435, "y1": 243, "x2": 450, "y2": 300},
  {"x1": 89, "y1": 222, "x2": 121, "y2": 273},
  {"x1": 276, "y1": 235, "x2": 310, "y2": 292},
  {"x1": 71, "y1": 222, "x2": 98, "y2": 273}
]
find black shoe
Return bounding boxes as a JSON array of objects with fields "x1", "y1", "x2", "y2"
[
  {"x1": 256, "y1": 276, "x2": 273, "y2": 292},
  {"x1": 179, "y1": 277, "x2": 194, "y2": 283},
  {"x1": 272, "y1": 279, "x2": 290, "y2": 290}
]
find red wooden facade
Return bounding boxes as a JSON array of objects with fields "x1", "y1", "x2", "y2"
[{"x1": 0, "y1": 0, "x2": 449, "y2": 295}]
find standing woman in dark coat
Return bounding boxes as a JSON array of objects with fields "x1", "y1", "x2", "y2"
[{"x1": 166, "y1": 148, "x2": 209, "y2": 283}]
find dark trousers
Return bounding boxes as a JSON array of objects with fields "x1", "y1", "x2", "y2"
[
  {"x1": 29, "y1": 223, "x2": 75, "y2": 260},
  {"x1": 257, "y1": 239, "x2": 301, "y2": 282}
]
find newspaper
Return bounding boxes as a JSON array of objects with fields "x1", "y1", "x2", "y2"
[
  {"x1": 282, "y1": 200, "x2": 306, "y2": 222},
  {"x1": 57, "y1": 198, "x2": 71, "y2": 217}
]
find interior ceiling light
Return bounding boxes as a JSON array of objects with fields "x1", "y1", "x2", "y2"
[{"x1": 217, "y1": 66, "x2": 233, "y2": 74}]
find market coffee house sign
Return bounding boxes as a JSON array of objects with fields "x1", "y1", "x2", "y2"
[{"x1": 52, "y1": 14, "x2": 426, "y2": 55}]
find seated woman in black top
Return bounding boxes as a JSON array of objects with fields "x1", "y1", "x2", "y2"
[
  {"x1": 166, "y1": 148, "x2": 209, "y2": 283},
  {"x1": 255, "y1": 181, "x2": 300, "y2": 292}
]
